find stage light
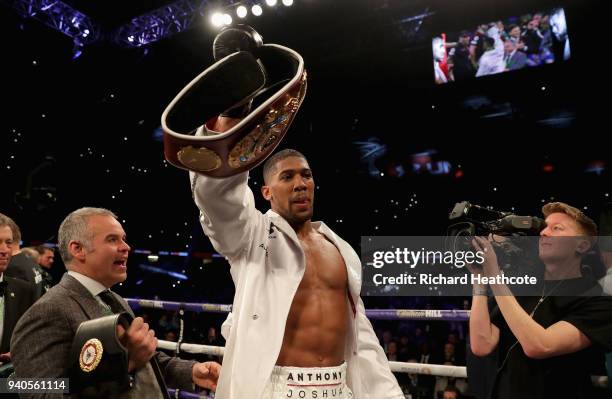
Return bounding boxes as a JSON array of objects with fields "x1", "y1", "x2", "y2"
[
  {"x1": 222, "y1": 13, "x2": 232, "y2": 25},
  {"x1": 282, "y1": 0, "x2": 293, "y2": 6},
  {"x1": 266, "y1": 0, "x2": 277, "y2": 6},
  {"x1": 252, "y1": 4, "x2": 263, "y2": 16},
  {"x1": 237, "y1": 5, "x2": 247, "y2": 18},
  {"x1": 211, "y1": 12, "x2": 224, "y2": 27}
]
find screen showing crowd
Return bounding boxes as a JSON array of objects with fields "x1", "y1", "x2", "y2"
[{"x1": 432, "y1": 8, "x2": 570, "y2": 84}]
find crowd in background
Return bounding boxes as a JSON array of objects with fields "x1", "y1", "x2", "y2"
[{"x1": 434, "y1": 9, "x2": 570, "y2": 84}]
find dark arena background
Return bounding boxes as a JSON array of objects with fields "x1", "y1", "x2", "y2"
[{"x1": 1, "y1": 0, "x2": 610, "y2": 398}]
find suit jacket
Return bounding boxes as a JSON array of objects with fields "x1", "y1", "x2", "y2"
[
  {"x1": 192, "y1": 171, "x2": 403, "y2": 399},
  {"x1": 11, "y1": 273, "x2": 196, "y2": 398},
  {"x1": 507, "y1": 50, "x2": 527, "y2": 70},
  {"x1": 1, "y1": 276, "x2": 38, "y2": 353},
  {"x1": 5, "y1": 253, "x2": 44, "y2": 298}
]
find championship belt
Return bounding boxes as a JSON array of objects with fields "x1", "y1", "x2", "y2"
[
  {"x1": 69, "y1": 313, "x2": 132, "y2": 398},
  {"x1": 161, "y1": 25, "x2": 307, "y2": 177}
]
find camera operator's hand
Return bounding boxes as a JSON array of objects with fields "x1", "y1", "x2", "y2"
[
  {"x1": 472, "y1": 236, "x2": 502, "y2": 277},
  {"x1": 466, "y1": 260, "x2": 487, "y2": 296},
  {"x1": 466, "y1": 258, "x2": 484, "y2": 276}
]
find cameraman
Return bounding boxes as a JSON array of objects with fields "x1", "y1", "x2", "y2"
[{"x1": 468, "y1": 202, "x2": 612, "y2": 399}]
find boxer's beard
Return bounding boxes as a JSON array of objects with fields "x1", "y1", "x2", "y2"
[
  {"x1": 283, "y1": 208, "x2": 312, "y2": 225},
  {"x1": 281, "y1": 203, "x2": 313, "y2": 227},
  {"x1": 287, "y1": 211, "x2": 312, "y2": 226}
]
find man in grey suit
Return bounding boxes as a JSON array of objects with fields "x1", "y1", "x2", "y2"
[
  {"x1": 504, "y1": 39, "x2": 527, "y2": 71},
  {"x1": 11, "y1": 207, "x2": 220, "y2": 398}
]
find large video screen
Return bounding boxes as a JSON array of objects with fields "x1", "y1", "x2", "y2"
[{"x1": 432, "y1": 8, "x2": 570, "y2": 84}]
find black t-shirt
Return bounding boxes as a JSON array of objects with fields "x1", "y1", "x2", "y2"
[
  {"x1": 451, "y1": 44, "x2": 475, "y2": 81},
  {"x1": 490, "y1": 276, "x2": 612, "y2": 399}
]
